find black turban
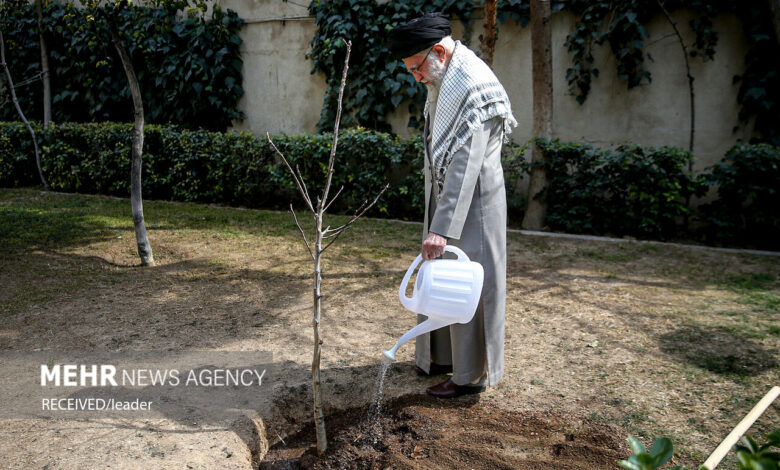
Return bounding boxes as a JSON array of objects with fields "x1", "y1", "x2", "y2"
[{"x1": 388, "y1": 12, "x2": 451, "y2": 60}]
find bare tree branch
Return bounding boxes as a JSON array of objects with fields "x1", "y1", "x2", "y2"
[
  {"x1": 295, "y1": 164, "x2": 313, "y2": 209},
  {"x1": 275, "y1": 40, "x2": 388, "y2": 456},
  {"x1": 0, "y1": 31, "x2": 48, "y2": 189},
  {"x1": 290, "y1": 204, "x2": 314, "y2": 260},
  {"x1": 324, "y1": 186, "x2": 382, "y2": 235},
  {"x1": 320, "y1": 40, "x2": 352, "y2": 211},
  {"x1": 267, "y1": 133, "x2": 315, "y2": 213},
  {"x1": 322, "y1": 183, "x2": 389, "y2": 252},
  {"x1": 323, "y1": 185, "x2": 345, "y2": 213}
]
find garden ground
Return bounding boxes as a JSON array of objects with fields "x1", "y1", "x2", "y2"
[{"x1": 0, "y1": 188, "x2": 778, "y2": 469}]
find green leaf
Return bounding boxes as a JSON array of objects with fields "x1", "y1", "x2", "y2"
[
  {"x1": 619, "y1": 460, "x2": 642, "y2": 470},
  {"x1": 628, "y1": 436, "x2": 646, "y2": 455},
  {"x1": 637, "y1": 453, "x2": 658, "y2": 466},
  {"x1": 742, "y1": 435, "x2": 761, "y2": 454},
  {"x1": 649, "y1": 438, "x2": 674, "y2": 466}
]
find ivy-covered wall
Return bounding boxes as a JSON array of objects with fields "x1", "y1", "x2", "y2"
[
  {"x1": 224, "y1": 1, "x2": 769, "y2": 178},
  {"x1": 0, "y1": 0, "x2": 244, "y2": 131},
  {"x1": 497, "y1": 10, "x2": 755, "y2": 171}
]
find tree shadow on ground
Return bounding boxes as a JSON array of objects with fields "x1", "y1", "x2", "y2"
[
  {"x1": 658, "y1": 325, "x2": 778, "y2": 376},
  {"x1": 0, "y1": 251, "x2": 314, "y2": 349}
]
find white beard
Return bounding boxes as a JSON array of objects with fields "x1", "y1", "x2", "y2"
[
  {"x1": 426, "y1": 84, "x2": 439, "y2": 103},
  {"x1": 424, "y1": 57, "x2": 447, "y2": 102}
]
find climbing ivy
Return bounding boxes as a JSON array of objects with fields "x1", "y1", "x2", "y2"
[
  {"x1": 307, "y1": 0, "x2": 562, "y2": 132},
  {"x1": 564, "y1": 1, "x2": 657, "y2": 104},
  {"x1": 0, "y1": 0, "x2": 244, "y2": 131},
  {"x1": 308, "y1": 0, "x2": 779, "y2": 143},
  {"x1": 308, "y1": 0, "x2": 479, "y2": 133},
  {"x1": 563, "y1": 0, "x2": 779, "y2": 144},
  {"x1": 733, "y1": 5, "x2": 780, "y2": 144}
]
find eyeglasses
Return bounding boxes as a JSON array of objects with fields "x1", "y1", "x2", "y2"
[{"x1": 408, "y1": 46, "x2": 434, "y2": 74}]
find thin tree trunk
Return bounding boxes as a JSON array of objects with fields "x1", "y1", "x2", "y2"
[
  {"x1": 768, "y1": 0, "x2": 780, "y2": 47},
  {"x1": 106, "y1": 18, "x2": 154, "y2": 266},
  {"x1": 35, "y1": 0, "x2": 51, "y2": 127},
  {"x1": 0, "y1": 31, "x2": 49, "y2": 189},
  {"x1": 656, "y1": 0, "x2": 695, "y2": 155},
  {"x1": 522, "y1": 0, "x2": 553, "y2": 230},
  {"x1": 312, "y1": 219, "x2": 326, "y2": 455},
  {"x1": 481, "y1": 0, "x2": 498, "y2": 68},
  {"x1": 656, "y1": 0, "x2": 696, "y2": 231}
]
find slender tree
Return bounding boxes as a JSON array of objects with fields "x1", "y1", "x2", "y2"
[
  {"x1": 80, "y1": 0, "x2": 161, "y2": 266},
  {"x1": 267, "y1": 41, "x2": 388, "y2": 456},
  {"x1": 0, "y1": 31, "x2": 49, "y2": 189},
  {"x1": 35, "y1": 0, "x2": 52, "y2": 127},
  {"x1": 481, "y1": 0, "x2": 498, "y2": 68},
  {"x1": 522, "y1": 0, "x2": 553, "y2": 230},
  {"x1": 769, "y1": 0, "x2": 780, "y2": 47}
]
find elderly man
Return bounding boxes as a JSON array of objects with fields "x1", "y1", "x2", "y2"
[{"x1": 389, "y1": 12, "x2": 517, "y2": 398}]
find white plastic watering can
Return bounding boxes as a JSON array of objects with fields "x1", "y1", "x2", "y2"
[{"x1": 383, "y1": 246, "x2": 484, "y2": 361}]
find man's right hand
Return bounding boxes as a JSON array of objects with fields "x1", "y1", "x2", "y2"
[{"x1": 422, "y1": 232, "x2": 447, "y2": 260}]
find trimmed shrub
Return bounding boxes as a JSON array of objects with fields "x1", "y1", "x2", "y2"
[
  {"x1": 534, "y1": 139, "x2": 707, "y2": 239},
  {"x1": 700, "y1": 143, "x2": 780, "y2": 249},
  {"x1": 3, "y1": 122, "x2": 776, "y2": 247},
  {"x1": 0, "y1": 122, "x2": 424, "y2": 219}
]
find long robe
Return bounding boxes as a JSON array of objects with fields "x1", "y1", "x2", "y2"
[{"x1": 415, "y1": 100, "x2": 507, "y2": 387}]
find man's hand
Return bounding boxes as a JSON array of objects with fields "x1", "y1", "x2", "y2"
[{"x1": 422, "y1": 232, "x2": 447, "y2": 260}]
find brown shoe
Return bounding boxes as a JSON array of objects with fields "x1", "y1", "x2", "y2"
[
  {"x1": 426, "y1": 378, "x2": 485, "y2": 398},
  {"x1": 415, "y1": 363, "x2": 453, "y2": 376}
]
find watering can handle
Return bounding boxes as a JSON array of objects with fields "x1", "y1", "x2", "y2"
[
  {"x1": 399, "y1": 254, "x2": 423, "y2": 311},
  {"x1": 444, "y1": 245, "x2": 470, "y2": 262}
]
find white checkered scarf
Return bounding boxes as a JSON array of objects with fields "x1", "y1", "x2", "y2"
[{"x1": 426, "y1": 41, "x2": 517, "y2": 198}]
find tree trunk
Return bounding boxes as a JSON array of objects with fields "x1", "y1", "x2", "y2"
[
  {"x1": 35, "y1": 0, "x2": 51, "y2": 127},
  {"x1": 107, "y1": 21, "x2": 154, "y2": 266},
  {"x1": 312, "y1": 218, "x2": 327, "y2": 456},
  {"x1": 522, "y1": 0, "x2": 553, "y2": 231},
  {"x1": 481, "y1": 0, "x2": 498, "y2": 68},
  {"x1": 0, "y1": 31, "x2": 49, "y2": 189},
  {"x1": 769, "y1": 0, "x2": 780, "y2": 47}
]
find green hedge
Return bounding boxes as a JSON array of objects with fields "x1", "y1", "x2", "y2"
[
  {"x1": 700, "y1": 143, "x2": 780, "y2": 248},
  {"x1": 0, "y1": 122, "x2": 423, "y2": 219},
  {"x1": 532, "y1": 138, "x2": 779, "y2": 248},
  {"x1": 533, "y1": 139, "x2": 707, "y2": 239},
  {"x1": 2, "y1": 122, "x2": 777, "y2": 248}
]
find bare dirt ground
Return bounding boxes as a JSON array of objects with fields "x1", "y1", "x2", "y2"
[
  {"x1": 263, "y1": 393, "x2": 629, "y2": 469},
  {"x1": 1, "y1": 189, "x2": 778, "y2": 469}
]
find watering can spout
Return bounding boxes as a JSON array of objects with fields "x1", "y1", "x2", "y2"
[{"x1": 382, "y1": 318, "x2": 449, "y2": 362}]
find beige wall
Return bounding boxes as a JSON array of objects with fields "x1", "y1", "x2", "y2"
[
  {"x1": 223, "y1": 3, "x2": 753, "y2": 171},
  {"x1": 220, "y1": 0, "x2": 325, "y2": 135}
]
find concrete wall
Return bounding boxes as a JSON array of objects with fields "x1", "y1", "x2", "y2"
[
  {"x1": 223, "y1": 2, "x2": 754, "y2": 171},
  {"x1": 220, "y1": 0, "x2": 325, "y2": 135}
]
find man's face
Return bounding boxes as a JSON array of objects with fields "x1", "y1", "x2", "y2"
[{"x1": 403, "y1": 45, "x2": 446, "y2": 88}]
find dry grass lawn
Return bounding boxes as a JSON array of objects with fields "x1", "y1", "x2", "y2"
[{"x1": 0, "y1": 188, "x2": 778, "y2": 469}]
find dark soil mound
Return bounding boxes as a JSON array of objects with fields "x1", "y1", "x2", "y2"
[{"x1": 262, "y1": 394, "x2": 628, "y2": 469}]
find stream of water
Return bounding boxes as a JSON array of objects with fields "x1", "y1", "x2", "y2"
[{"x1": 366, "y1": 357, "x2": 393, "y2": 445}]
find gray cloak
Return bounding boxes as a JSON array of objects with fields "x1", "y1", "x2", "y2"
[{"x1": 415, "y1": 104, "x2": 508, "y2": 387}]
